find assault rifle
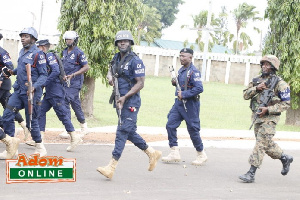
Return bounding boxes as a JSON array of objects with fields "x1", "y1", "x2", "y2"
[
  {"x1": 249, "y1": 75, "x2": 279, "y2": 130},
  {"x1": 26, "y1": 64, "x2": 34, "y2": 130},
  {"x1": 109, "y1": 63, "x2": 122, "y2": 126},
  {"x1": 169, "y1": 66, "x2": 187, "y2": 112}
]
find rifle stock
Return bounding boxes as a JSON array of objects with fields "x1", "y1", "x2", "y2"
[
  {"x1": 26, "y1": 64, "x2": 34, "y2": 130},
  {"x1": 109, "y1": 64, "x2": 122, "y2": 126},
  {"x1": 169, "y1": 66, "x2": 187, "y2": 112}
]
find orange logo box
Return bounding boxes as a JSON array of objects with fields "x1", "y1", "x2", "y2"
[{"x1": 6, "y1": 154, "x2": 76, "y2": 184}]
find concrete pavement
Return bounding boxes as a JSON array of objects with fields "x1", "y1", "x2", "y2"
[{"x1": 0, "y1": 127, "x2": 299, "y2": 199}]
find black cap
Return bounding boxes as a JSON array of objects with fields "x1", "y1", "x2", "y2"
[
  {"x1": 36, "y1": 39, "x2": 50, "y2": 47},
  {"x1": 180, "y1": 48, "x2": 193, "y2": 55},
  {"x1": 0, "y1": 33, "x2": 3, "y2": 40}
]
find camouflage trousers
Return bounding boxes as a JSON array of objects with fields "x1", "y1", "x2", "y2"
[{"x1": 248, "y1": 121, "x2": 283, "y2": 168}]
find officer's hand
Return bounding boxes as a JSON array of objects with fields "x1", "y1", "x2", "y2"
[
  {"x1": 26, "y1": 87, "x2": 35, "y2": 96},
  {"x1": 177, "y1": 90, "x2": 182, "y2": 100},
  {"x1": 117, "y1": 96, "x2": 126, "y2": 110},
  {"x1": 171, "y1": 78, "x2": 176, "y2": 86},
  {"x1": 0, "y1": 81, "x2": 2, "y2": 87},
  {"x1": 256, "y1": 82, "x2": 267, "y2": 91},
  {"x1": 257, "y1": 107, "x2": 268, "y2": 117},
  {"x1": 108, "y1": 77, "x2": 114, "y2": 86},
  {"x1": 66, "y1": 74, "x2": 73, "y2": 80}
]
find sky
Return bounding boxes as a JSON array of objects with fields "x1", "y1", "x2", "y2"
[{"x1": 0, "y1": 0, "x2": 269, "y2": 52}]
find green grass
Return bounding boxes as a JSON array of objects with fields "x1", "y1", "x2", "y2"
[{"x1": 4, "y1": 76, "x2": 300, "y2": 132}]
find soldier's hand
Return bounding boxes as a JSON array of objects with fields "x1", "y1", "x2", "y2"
[
  {"x1": 177, "y1": 90, "x2": 182, "y2": 100},
  {"x1": 257, "y1": 107, "x2": 268, "y2": 117},
  {"x1": 256, "y1": 82, "x2": 267, "y2": 91},
  {"x1": 171, "y1": 78, "x2": 176, "y2": 86},
  {"x1": 117, "y1": 96, "x2": 126, "y2": 110}
]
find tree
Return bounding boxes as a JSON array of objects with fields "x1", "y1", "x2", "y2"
[
  {"x1": 232, "y1": 2, "x2": 262, "y2": 54},
  {"x1": 192, "y1": 10, "x2": 218, "y2": 52},
  {"x1": 212, "y1": 6, "x2": 234, "y2": 48},
  {"x1": 137, "y1": 5, "x2": 162, "y2": 45},
  {"x1": 263, "y1": 0, "x2": 300, "y2": 126},
  {"x1": 57, "y1": 0, "x2": 144, "y2": 117},
  {"x1": 143, "y1": 0, "x2": 184, "y2": 28}
]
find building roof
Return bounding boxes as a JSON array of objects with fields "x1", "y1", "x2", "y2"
[{"x1": 140, "y1": 38, "x2": 232, "y2": 54}]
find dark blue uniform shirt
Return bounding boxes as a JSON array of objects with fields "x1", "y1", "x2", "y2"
[
  {"x1": 0, "y1": 46, "x2": 14, "y2": 90},
  {"x1": 112, "y1": 52, "x2": 145, "y2": 107},
  {"x1": 176, "y1": 63, "x2": 203, "y2": 98},
  {"x1": 62, "y1": 46, "x2": 88, "y2": 89},
  {"x1": 44, "y1": 52, "x2": 64, "y2": 98},
  {"x1": 13, "y1": 44, "x2": 47, "y2": 96}
]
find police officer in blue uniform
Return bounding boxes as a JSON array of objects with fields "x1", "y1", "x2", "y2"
[
  {"x1": 97, "y1": 30, "x2": 162, "y2": 179},
  {"x1": 0, "y1": 33, "x2": 20, "y2": 159},
  {"x1": 33, "y1": 39, "x2": 82, "y2": 151},
  {"x1": 2, "y1": 27, "x2": 48, "y2": 157},
  {"x1": 0, "y1": 34, "x2": 30, "y2": 144},
  {"x1": 59, "y1": 31, "x2": 89, "y2": 139},
  {"x1": 162, "y1": 48, "x2": 207, "y2": 165}
]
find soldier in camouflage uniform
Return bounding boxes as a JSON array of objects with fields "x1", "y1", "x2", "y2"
[{"x1": 239, "y1": 55, "x2": 293, "y2": 183}]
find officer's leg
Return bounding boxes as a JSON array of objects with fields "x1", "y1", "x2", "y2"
[
  {"x1": 248, "y1": 123, "x2": 266, "y2": 168},
  {"x1": 3, "y1": 93, "x2": 23, "y2": 137},
  {"x1": 184, "y1": 101, "x2": 203, "y2": 152},
  {"x1": 69, "y1": 88, "x2": 85, "y2": 124},
  {"x1": 38, "y1": 98, "x2": 52, "y2": 132},
  {"x1": 123, "y1": 107, "x2": 147, "y2": 150},
  {"x1": 52, "y1": 97, "x2": 75, "y2": 132},
  {"x1": 0, "y1": 90, "x2": 8, "y2": 128},
  {"x1": 166, "y1": 102, "x2": 183, "y2": 147}
]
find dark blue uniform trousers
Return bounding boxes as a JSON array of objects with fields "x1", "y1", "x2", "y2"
[
  {"x1": 3, "y1": 92, "x2": 42, "y2": 143},
  {"x1": 38, "y1": 97, "x2": 75, "y2": 132},
  {"x1": 65, "y1": 87, "x2": 85, "y2": 123},
  {"x1": 0, "y1": 89, "x2": 24, "y2": 127},
  {"x1": 166, "y1": 99, "x2": 203, "y2": 152},
  {"x1": 112, "y1": 105, "x2": 148, "y2": 160}
]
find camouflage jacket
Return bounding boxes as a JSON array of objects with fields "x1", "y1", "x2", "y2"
[{"x1": 243, "y1": 74, "x2": 290, "y2": 124}]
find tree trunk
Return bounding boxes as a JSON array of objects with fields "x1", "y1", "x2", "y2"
[
  {"x1": 285, "y1": 93, "x2": 300, "y2": 126},
  {"x1": 81, "y1": 75, "x2": 95, "y2": 118}
]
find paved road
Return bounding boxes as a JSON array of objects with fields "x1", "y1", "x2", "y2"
[{"x1": 0, "y1": 142, "x2": 299, "y2": 200}]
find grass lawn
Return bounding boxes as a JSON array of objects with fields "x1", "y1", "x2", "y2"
[{"x1": 5, "y1": 76, "x2": 300, "y2": 132}]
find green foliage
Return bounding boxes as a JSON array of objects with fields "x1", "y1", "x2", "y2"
[
  {"x1": 143, "y1": 0, "x2": 184, "y2": 28},
  {"x1": 137, "y1": 5, "x2": 162, "y2": 45},
  {"x1": 264, "y1": 0, "x2": 300, "y2": 109},
  {"x1": 232, "y1": 2, "x2": 262, "y2": 54},
  {"x1": 57, "y1": 0, "x2": 145, "y2": 81}
]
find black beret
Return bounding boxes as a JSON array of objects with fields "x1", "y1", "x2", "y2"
[
  {"x1": 0, "y1": 33, "x2": 2, "y2": 40},
  {"x1": 36, "y1": 39, "x2": 50, "y2": 47},
  {"x1": 180, "y1": 48, "x2": 193, "y2": 55}
]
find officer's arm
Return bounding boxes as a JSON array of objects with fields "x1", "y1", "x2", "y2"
[
  {"x1": 181, "y1": 71, "x2": 203, "y2": 99},
  {"x1": 268, "y1": 81, "x2": 291, "y2": 114},
  {"x1": 243, "y1": 82, "x2": 258, "y2": 100},
  {"x1": 33, "y1": 53, "x2": 48, "y2": 89},
  {"x1": 44, "y1": 56, "x2": 60, "y2": 87},
  {"x1": 124, "y1": 76, "x2": 144, "y2": 100}
]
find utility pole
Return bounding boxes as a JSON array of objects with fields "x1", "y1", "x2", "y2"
[
  {"x1": 39, "y1": 1, "x2": 44, "y2": 34},
  {"x1": 201, "y1": 0, "x2": 212, "y2": 81}
]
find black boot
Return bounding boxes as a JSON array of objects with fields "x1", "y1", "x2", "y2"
[
  {"x1": 239, "y1": 165, "x2": 257, "y2": 183},
  {"x1": 280, "y1": 153, "x2": 293, "y2": 176}
]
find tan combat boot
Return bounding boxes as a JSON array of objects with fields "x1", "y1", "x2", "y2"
[
  {"x1": 59, "y1": 130, "x2": 70, "y2": 139},
  {"x1": 192, "y1": 150, "x2": 208, "y2": 166},
  {"x1": 1, "y1": 135, "x2": 20, "y2": 159},
  {"x1": 80, "y1": 122, "x2": 88, "y2": 136},
  {"x1": 66, "y1": 132, "x2": 82, "y2": 152},
  {"x1": 19, "y1": 121, "x2": 31, "y2": 141},
  {"x1": 0, "y1": 150, "x2": 19, "y2": 160},
  {"x1": 97, "y1": 158, "x2": 118, "y2": 179},
  {"x1": 26, "y1": 131, "x2": 44, "y2": 147},
  {"x1": 144, "y1": 146, "x2": 162, "y2": 171},
  {"x1": 34, "y1": 142, "x2": 47, "y2": 157},
  {"x1": 162, "y1": 146, "x2": 181, "y2": 163}
]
